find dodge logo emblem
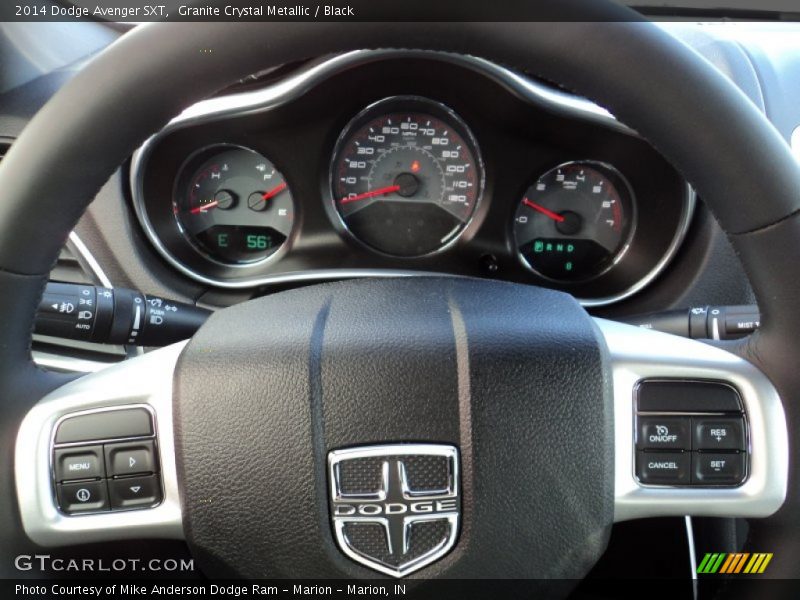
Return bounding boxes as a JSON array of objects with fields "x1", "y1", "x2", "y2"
[{"x1": 328, "y1": 444, "x2": 460, "y2": 578}]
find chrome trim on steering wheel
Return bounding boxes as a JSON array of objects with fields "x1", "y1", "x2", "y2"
[
  {"x1": 599, "y1": 319, "x2": 789, "y2": 522},
  {"x1": 15, "y1": 342, "x2": 186, "y2": 546}
]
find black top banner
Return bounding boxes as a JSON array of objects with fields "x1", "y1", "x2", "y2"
[
  {"x1": 1, "y1": 0, "x2": 649, "y2": 23},
  {"x1": 5, "y1": 0, "x2": 799, "y2": 23}
]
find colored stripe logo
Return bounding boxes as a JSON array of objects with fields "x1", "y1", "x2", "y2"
[{"x1": 697, "y1": 553, "x2": 773, "y2": 574}]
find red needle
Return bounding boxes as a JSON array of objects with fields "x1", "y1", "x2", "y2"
[
  {"x1": 340, "y1": 185, "x2": 401, "y2": 205},
  {"x1": 262, "y1": 181, "x2": 288, "y2": 202},
  {"x1": 190, "y1": 200, "x2": 219, "y2": 215},
  {"x1": 522, "y1": 198, "x2": 565, "y2": 223}
]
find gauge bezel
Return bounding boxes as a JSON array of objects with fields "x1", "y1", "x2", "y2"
[
  {"x1": 327, "y1": 95, "x2": 486, "y2": 259},
  {"x1": 512, "y1": 160, "x2": 638, "y2": 284},
  {"x1": 171, "y1": 143, "x2": 296, "y2": 269}
]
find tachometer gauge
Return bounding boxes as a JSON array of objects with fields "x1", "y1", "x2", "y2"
[
  {"x1": 331, "y1": 96, "x2": 484, "y2": 257},
  {"x1": 513, "y1": 161, "x2": 635, "y2": 282},
  {"x1": 174, "y1": 145, "x2": 294, "y2": 265}
]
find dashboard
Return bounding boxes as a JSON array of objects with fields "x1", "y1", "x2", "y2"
[
  {"x1": 6, "y1": 21, "x2": 800, "y2": 326},
  {"x1": 131, "y1": 51, "x2": 693, "y2": 307}
]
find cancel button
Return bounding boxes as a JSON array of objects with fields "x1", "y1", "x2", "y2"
[{"x1": 636, "y1": 451, "x2": 690, "y2": 484}]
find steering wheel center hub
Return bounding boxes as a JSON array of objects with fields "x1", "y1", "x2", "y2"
[{"x1": 173, "y1": 277, "x2": 613, "y2": 580}]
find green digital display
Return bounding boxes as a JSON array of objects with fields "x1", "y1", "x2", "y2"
[{"x1": 195, "y1": 225, "x2": 286, "y2": 263}]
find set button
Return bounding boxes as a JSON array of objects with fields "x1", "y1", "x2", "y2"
[{"x1": 694, "y1": 453, "x2": 745, "y2": 484}]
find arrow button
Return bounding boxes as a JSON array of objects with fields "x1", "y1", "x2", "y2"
[
  {"x1": 108, "y1": 475, "x2": 161, "y2": 510},
  {"x1": 105, "y1": 441, "x2": 157, "y2": 476}
]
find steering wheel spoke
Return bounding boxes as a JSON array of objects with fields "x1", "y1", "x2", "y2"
[
  {"x1": 598, "y1": 319, "x2": 788, "y2": 521},
  {"x1": 15, "y1": 343, "x2": 185, "y2": 546}
]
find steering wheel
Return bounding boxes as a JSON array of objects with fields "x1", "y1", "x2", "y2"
[{"x1": 2, "y1": 2, "x2": 800, "y2": 593}]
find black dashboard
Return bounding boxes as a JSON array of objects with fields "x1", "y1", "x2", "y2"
[{"x1": 4, "y1": 21, "x2": 800, "y2": 330}]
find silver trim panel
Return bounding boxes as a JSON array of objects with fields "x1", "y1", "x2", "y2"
[
  {"x1": 16, "y1": 342, "x2": 186, "y2": 546},
  {"x1": 130, "y1": 49, "x2": 694, "y2": 306},
  {"x1": 792, "y1": 124, "x2": 800, "y2": 163},
  {"x1": 31, "y1": 350, "x2": 116, "y2": 374},
  {"x1": 598, "y1": 318, "x2": 788, "y2": 521},
  {"x1": 68, "y1": 231, "x2": 113, "y2": 289}
]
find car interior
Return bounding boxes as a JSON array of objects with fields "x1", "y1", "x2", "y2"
[{"x1": 2, "y1": 1, "x2": 800, "y2": 598}]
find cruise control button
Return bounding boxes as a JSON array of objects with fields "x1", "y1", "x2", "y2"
[
  {"x1": 57, "y1": 480, "x2": 109, "y2": 514},
  {"x1": 108, "y1": 475, "x2": 161, "y2": 509},
  {"x1": 693, "y1": 417, "x2": 745, "y2": 451},
  {"x1": 636, "y1": 451, "x2": 690, "y2": 484},
  {"x1": 637, "y1": 417, "x2": 691, "y2": 450},
  {"x1": 54, "y1": 445, "x2": 104, "y2": 481},
  {"x1": 693, "y1": 453, "x2": 745, "y2": 485},
  {"x1": 105, "y1": 441, "x2": 157, "y2": 476}
]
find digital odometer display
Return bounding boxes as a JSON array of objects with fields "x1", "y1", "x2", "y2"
[{"x1": 331, "y1": 97, "x2": 484, "y2": 257}]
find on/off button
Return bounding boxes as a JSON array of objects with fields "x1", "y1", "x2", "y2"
[{"x1": 637, "y1": 417, "x2": 691, "y2": 450}]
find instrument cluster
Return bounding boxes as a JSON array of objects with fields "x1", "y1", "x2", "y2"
[{"x1": 132, "y1": 52, "x2": 693, "y2": 306}]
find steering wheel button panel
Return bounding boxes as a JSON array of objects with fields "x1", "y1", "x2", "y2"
[
  {"x1": 47, "y1": 405, "x2": 164, "y2": 518},
  {"x1": 636, "y1": 451, "x2": 690, "y2": 484},
  {"x1": 57, "y1": 481, "x2": 109, "y2": 514},
  {"x1": 105, "y1": 441, "x2": 157, "y2": 477},
  {"x1": 694, "y1": 453, "x2": 746, "y2": 485},
  {"x1": 54, "y1": 445, "x2": 104, "y2": 482},
  {"x1": 693, "y1": 417, "x2": 746, "y2": 451},
  {"x1": 633, "y1": 382, "x2": 749, "y2": 488},
  {"x1": 636, "y1": 417, "x2": 691, "y2": 450}
]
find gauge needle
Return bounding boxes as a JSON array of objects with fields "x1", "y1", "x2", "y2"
[
  {"x1": 262, "y1": 182, "x2": 288, "y2": 202},
  {"x1": 190, "y1": 200, "x2": 219, "y2": 214},
  {"x1": 522, "y1": 198, "x2": 565, "y2": 223},
  {"x1": 340, "y1": 184, "x2": 401, "y2": 205}
]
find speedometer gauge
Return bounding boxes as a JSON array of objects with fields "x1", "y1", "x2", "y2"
[
  {"x1": 331, "y1": 97, "x2": 484, "y2": 257},
  {"x1": 513, "y1": 161, "x2": 635, "y2": 282}
]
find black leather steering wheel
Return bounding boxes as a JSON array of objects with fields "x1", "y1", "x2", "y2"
[{"x1": 2, "y1": 1, "x2": 800, "y2": 592}]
